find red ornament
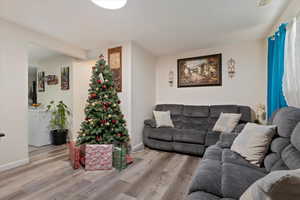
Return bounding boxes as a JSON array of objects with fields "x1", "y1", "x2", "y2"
[
  {"x1": 100, "y1": 120, "x2": 106, "y2": 124},
  {"x1": 91, "y1": 93, "x2": 97, "y2": 98},
  {"x1": 117, "y1": 133, "x2": 121, "y2": 137},
  {"x1": 97, "y1": 80, "x2": 102, "y2": 84},
  {"x1": 102, "y1": 85, "x2": 107, "y2": 89},
  {"x1": 117, "y1": 100, "x2": 121, "y2": 104},
  {"x1": 112, "y1": 120, "x2": 117, "y2": 124},
  {"x1": 96, "y1": 136, "x2": 102, "y2": 141}
]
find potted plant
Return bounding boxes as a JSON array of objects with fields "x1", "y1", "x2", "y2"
[{"x1": 47, "y1": 101, "x2": 70, "y2": 145}]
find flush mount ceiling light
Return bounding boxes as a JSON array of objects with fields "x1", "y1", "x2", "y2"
[
  {"x1": 258, "y1": 0, "x2": 272, "y2": 7},
  {"x1": 91, "y1": 0, "x2": 127, "y2": 10}
]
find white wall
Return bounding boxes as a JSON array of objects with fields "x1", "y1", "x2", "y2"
[
  {"x1": 37, "y1": 55, "x2": 74, "y2": 109},
  {"x1": 156, "y1": 40, "x2": 267, "y2": 109},
  {"x1": 0, "y1": 18, "x2": 87, "y2": 171},
  {"x1": 0, "y1": 26, "x2": 29, "y2": 171},
  {"x1": 131, "y1": 43, "x2": 156, "y2": 149}
]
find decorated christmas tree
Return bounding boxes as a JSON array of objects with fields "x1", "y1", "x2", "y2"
[{"x1": 76, "y1": 55, "x2": 130, "y2": 146}]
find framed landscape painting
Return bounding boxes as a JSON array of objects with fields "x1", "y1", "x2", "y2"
[
  {"x1": 177, "y1": 54, "x2": 222, "y2": 88},
  {"x1": 108, "y1": 46, "x2": 122, "y2": 92}
]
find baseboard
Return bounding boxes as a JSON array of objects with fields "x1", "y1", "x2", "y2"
[
  {"x1": 132, "y1": 143, "x2": 144, "y2": 152},
  {"x1": 0, "y1": 158, "x2": 29, "y2": 172}
]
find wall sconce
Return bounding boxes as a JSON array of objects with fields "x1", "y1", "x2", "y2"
[
  {"x1": 227, "y1": 58, "x2": 236, "y2": 78},
  {"x1": 168, "y1": 70, "x2": 174, "y2": 87}
]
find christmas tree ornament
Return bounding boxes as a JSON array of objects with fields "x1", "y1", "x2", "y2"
[{"x1": 99, "y1": 73, "x2": 104, "y2": 82}]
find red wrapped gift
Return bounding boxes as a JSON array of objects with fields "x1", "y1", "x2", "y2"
[
  {"x1": 81, "y1": 144, "x2": 113, "y2": 171},
  {"x1": 68, "y1": 141, "x2": 81, "y2": 169}
]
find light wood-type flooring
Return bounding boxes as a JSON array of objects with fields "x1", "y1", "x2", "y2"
[{"x1": 0, "y1": 145, "x2": 200, "y2": 200}]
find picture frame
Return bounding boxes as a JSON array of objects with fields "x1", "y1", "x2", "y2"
[
  {"x1": 38, "y1": 71, "x2": 45, "y2": 92},
  {"x1": 61, "y1": 66, "x2": 70, "y2": 90},
  {"x1": 47, "y1": 75, "x2": 58, "y2": 85},
  {"x1": 108, "y1": 46, "x2": 122, "y2": 92},
  {"x1": 177, "y1": 54, "x2": 222, "y2": 88}
]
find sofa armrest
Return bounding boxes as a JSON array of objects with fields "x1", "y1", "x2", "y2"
[
  {"x1": 233, "y1": 123, "x2": 246, "y2": 133},
  {"x1": 218, "y1": 132, "x2": 238, "y2": 148},
  {"x1": 144, "y1": 119, "x2": 156, "y2": 128}
]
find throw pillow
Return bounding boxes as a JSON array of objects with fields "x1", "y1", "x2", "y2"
[
  {"x1": 153, "y1": 111, "x2": 174, "y2": 128},
  {"x1": 240, "y1": 169, "x2": 300, "y2": 200},
  {"x1": 213, "y1": 113, "x2": 242, "y2": 133},
  {"x1": 231, "y1": 123, "x2": 276, "y2": 166}
]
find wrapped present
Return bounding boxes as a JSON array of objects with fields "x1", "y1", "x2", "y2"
[
  {"x1": 126, "y1": 154, "x2": 134, "y2": 165},
  {"x1": 68, "y1": 141, "x2": 80, "y2": 169},
  {"x1": 81, "y1": 144, "x2": 113, "y2": 171},
  {"x1": 113, "y1": 146, "x2": 127, "y2": 171}
]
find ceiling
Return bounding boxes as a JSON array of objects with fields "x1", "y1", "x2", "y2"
[{"x1": 0, "y1": 0, "x2": 291, "y2": 56}]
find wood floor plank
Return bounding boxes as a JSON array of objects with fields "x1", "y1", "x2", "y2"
[
  {"x1": 161, "y1": 156, "x2": 200, "y2": 200},
  {"x1": 135, "y1": 154, "x2": 189, "y2": 200},
  {"x1": 86, "y1": 151, "x2": 172, "y2": 200},
  {"x1": 0, "y1": 145, "x2": 200, "y2": 200}
]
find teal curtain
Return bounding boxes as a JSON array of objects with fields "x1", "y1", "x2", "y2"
[{"x1": 267, "y1": 24, "x2": 287, "y2": 119}]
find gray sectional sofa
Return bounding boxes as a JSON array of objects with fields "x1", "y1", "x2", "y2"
[
  {"x1": 143, "y1": 104, "x2": 252, "y2": 156},
  {"x1": 188, "y1": 106, "x2": 300, "y2": 200}
]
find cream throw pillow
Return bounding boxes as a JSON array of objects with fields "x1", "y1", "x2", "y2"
[
  {"x1": 231, "y1": 123, "x2": 276, "y2": 166},
  {"x1": 153, "y1": 111, "x2": 174, "y2": 128},
  {"x1": 240, "y1": 169, "x2": 300, "y2": 200},
  {"x1": 213, "y1": 113, "x2": 242, "y2": 133}
]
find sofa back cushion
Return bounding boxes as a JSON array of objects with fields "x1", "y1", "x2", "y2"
[
  {"x1": 210, "y1": 105, "x2": 239, "y2": 118},
  {"x1": 182, "y1": 106, "x2": 209, "y2": 130},
  {"x1": 155, "y1": 104, "x2": 183, "y2": 128},
  {"x1": 264, "y1": 107, "x2": 300, "y2": 172}
]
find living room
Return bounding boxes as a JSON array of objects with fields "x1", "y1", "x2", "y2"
[{"x1": 0, "y1": 0, "x2": 300, "y2": 199}]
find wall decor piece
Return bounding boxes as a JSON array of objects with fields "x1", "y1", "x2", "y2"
[
  {"x1": 61, "y1": 66, "x2": 70, "y2": 90},
  {"x1": 47, "y1": 75, "x2": 58, "y2": 85},
  {"x1": 168, "y1": 70, "x2": 174, "y2": 87},
  {"x1": 108, "y1": 46, "x2": 122, "y2": 92},
  {"x1": 227, "y1": 58, "x2": 236, "y2": 78},
  {"x1": 38, "y1": 71, "x2": 45, "y2": 92},
  {"x1": 177, "y1": 54, "x2": 222, "y2": 87}
]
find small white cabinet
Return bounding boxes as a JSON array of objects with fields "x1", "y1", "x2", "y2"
[{"x1": 28, "y1": 108, "x2": 51, "y2": 147}]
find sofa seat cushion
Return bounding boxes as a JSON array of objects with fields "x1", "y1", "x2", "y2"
[
  {"x1": 148, "y1": 128, "x2": 175, "y2": 141},
  {"x1": 222, "y1": 162, "x2": 267, "y2": 199},
  {"x1": 146, "y1": 138, "x2": 173, "y2": 151},
  {"x1": 203, "y1": 145, "x2": 223, "y2": 161},
  {"x1": 189, "y1": 159, "x2": 223, "y2": 197},
  {"x1": 173, "y1": 142, "x2": 205, "y2": 156},
  {"x1": 173, "y1": 129, "x2": 206, "y2": 144},
  {"x1": 187, "y1": 191, "x2": 221, "y2": 200}
]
